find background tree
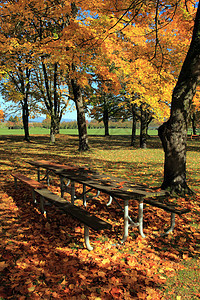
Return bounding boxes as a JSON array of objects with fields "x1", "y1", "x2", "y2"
[
  {"x1": 32, "y1": 61, "x2": 68, "y2": 143},
  {"x1": 0, "y1": 62, "x2": 32, "y2": 141}
]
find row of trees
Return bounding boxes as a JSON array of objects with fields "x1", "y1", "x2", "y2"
[{"x1": 0, "y1": 0, "x2": 200, "y2": 193}]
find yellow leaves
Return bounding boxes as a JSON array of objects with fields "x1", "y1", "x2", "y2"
[{"x1": 0, "y1": 109, "x2": 4, "y2": 122}]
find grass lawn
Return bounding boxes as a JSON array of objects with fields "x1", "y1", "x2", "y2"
[
  {"x1": 0, "y1": 134, "x2": 200, "y2": 299},
  {"x1": 0, "y1": 126, "x2": 158, "y2": 136}
]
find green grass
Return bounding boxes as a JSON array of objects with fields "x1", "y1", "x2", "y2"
[
  {"x1": 0, "y1": 126, "x2": 159, "y2": 136},
  {"x1": 164, "y1": 259, "x2": 200, "y2": 299}
]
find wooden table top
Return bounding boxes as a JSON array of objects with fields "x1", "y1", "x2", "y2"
[{"x1": 27, "y1": 160, "x2": 168, "y2": 201}]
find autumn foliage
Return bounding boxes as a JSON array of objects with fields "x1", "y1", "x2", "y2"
[
  {"x1": 0, "y1": 109, "x2": 4, "y2": 122},
  {"x1": 0, "y1": 0, "x2": 198, "y2": 124}
]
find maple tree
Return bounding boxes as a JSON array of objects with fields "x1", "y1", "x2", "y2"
[
  {"x1": 32, "y1": 60, "x2": 69, "y2": 143},
  {"x1": 158, "y1": 1, "x2": 200, "y2": 194}
]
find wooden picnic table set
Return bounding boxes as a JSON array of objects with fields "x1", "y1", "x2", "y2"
[{"x1": 12, "y1": 160, "x2": 190, "y2": 250}]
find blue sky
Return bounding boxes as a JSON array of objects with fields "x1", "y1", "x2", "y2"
[{"x1": 0, "y1": 96, "x2": 92, "y2": 121}]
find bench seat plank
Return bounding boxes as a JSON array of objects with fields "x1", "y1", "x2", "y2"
[
  {"x1": 144, "y1": 198, "x2": 190, "y2": 215},
  {"x1": 35, "y1": 188, "x2": 112, "y2": 231},
  {"x1": 12, "y1": 173, "x2": 46, "y2": 189}
]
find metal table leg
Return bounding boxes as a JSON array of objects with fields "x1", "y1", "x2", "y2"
[
  {"x1": 84, "y1": 225, "x2": 93, "y2": 251},
  {"x1": 138, "y1": 202, "x2": 146, "y2": 238},
  {"x1": 121, "y1": 199, "x2": 129, "y2": 243}
]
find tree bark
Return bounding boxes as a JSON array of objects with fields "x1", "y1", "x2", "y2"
[
  {"x1": 191, "y1": 112, "x2": 197, "y2": 135},
  {"x1": 41, "y1": 62, "x2": 63, "y2": 144},
  {"x1": 140, "y1": 105, "x2": 147, "y2": 148},
  {"x1": 71, "y1": 79, "x2": 89, "y2": 151},
  {"x1": 50, "y1": 116, "x2": 60, "y2": 144},
  {"x1": 22, "y1": 98, "x2": 30, "y2": 142},
  {"x1": 131, "y1": 104, "x2": 137, "y2": 146},
  {"x1": 158, "y1": 2, "x2": 200, "y2": 194},
  {"x1": 103, "y1": 99, "x2": 109, "y2": 136}
]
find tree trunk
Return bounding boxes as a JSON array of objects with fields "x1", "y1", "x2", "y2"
[
  {"x1": 131, "y1": 104, "x2": 137, "y2": 146},
  {"x1": 22, "y1": 99, "x2": 30, "y2": 142},
  {"x1": 103, "y1": 101, "x2": 109, "y2": 136},
  {"x1": 50, "y1": 116, "x2": 60, "y2": 144},
  {"x1": 140, "y1": 105, "x2": 147, "y2": 148},
  {"x1": 191, "y1": 112, "x2": 197, "y2": 135},
  {"x1": 158, "y1": 2, "x2": 200, "y2": 194},
  {"x1": 71, "y1": 79, "x2": 89, "y2": 151}
]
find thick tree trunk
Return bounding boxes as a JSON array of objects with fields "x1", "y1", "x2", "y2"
[
  {"x1": 71, "y1": 79, "x2": 89, "y2": 151},
  {"x1": 158, "y1": 2, "x2": 200, "y2": 194},
  {"x1": 131, "y1": 104, "x2": 137, "y2": 146},
  {"x1": 22, "y1": 99, "x2": 30, "y2": 142}
]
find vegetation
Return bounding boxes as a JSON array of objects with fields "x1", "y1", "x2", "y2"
[{"x1": 0, "y1": 134, "x2": 200, "y2": 299}]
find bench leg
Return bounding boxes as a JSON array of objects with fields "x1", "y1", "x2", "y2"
[
  {"x1": 39, "y1": 196, "x2": 46, "y2": 216},
  {"x1": 138, "y1": 202, "x2": 146, "y2": 238},
  {"x1": 84, "y1": 225, "x2": 93, "y2": 251},
  {"x1": 32, "y1": 190, "x2": 37, "y2": 204},
  {"x1": 161, "y1": 212, "x2": 175, "y2": 236}
]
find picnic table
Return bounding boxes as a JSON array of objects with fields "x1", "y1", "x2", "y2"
[{"x1": 26, "y1": 159, "x2": 189, "y2": 242}]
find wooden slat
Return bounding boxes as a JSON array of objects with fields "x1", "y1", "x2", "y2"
[
  {"x1": 35, "y1": 188, "x2": 112, "y2": 231},
  {"x1": 27, "y1": 160, "x2": 78, "y2": 172},
  {"x1": 35, "y1": 188, "x2": 70, "y2": 205},
  {"x1": 144, "y1": 198, "x2": 190, "y2": 215},
  {"x1": 12, "y1": 173, "x2": 46, "y2": 189},
  {"x1": 61, "y1": 205, "x2": 112, "y2": 231}
]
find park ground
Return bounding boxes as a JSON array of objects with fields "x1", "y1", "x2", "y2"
[{"x1": 0, "y1": 134, "x2": 200, "y2": 299}]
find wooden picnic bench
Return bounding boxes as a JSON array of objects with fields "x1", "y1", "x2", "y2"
[
  {"x1": 12, "y1": 173, "x2": 112, "y2": 251},
  {"x1": 25, "y1": 160, "x2": 191, "y2": 241},
  {"x1": 55, "y1": 167, "x2": 190, "y2": 239}
]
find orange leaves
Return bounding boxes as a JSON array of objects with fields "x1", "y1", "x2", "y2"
[{"x1": 0, "y1": 109, "x2": 4, "y2": 122}]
